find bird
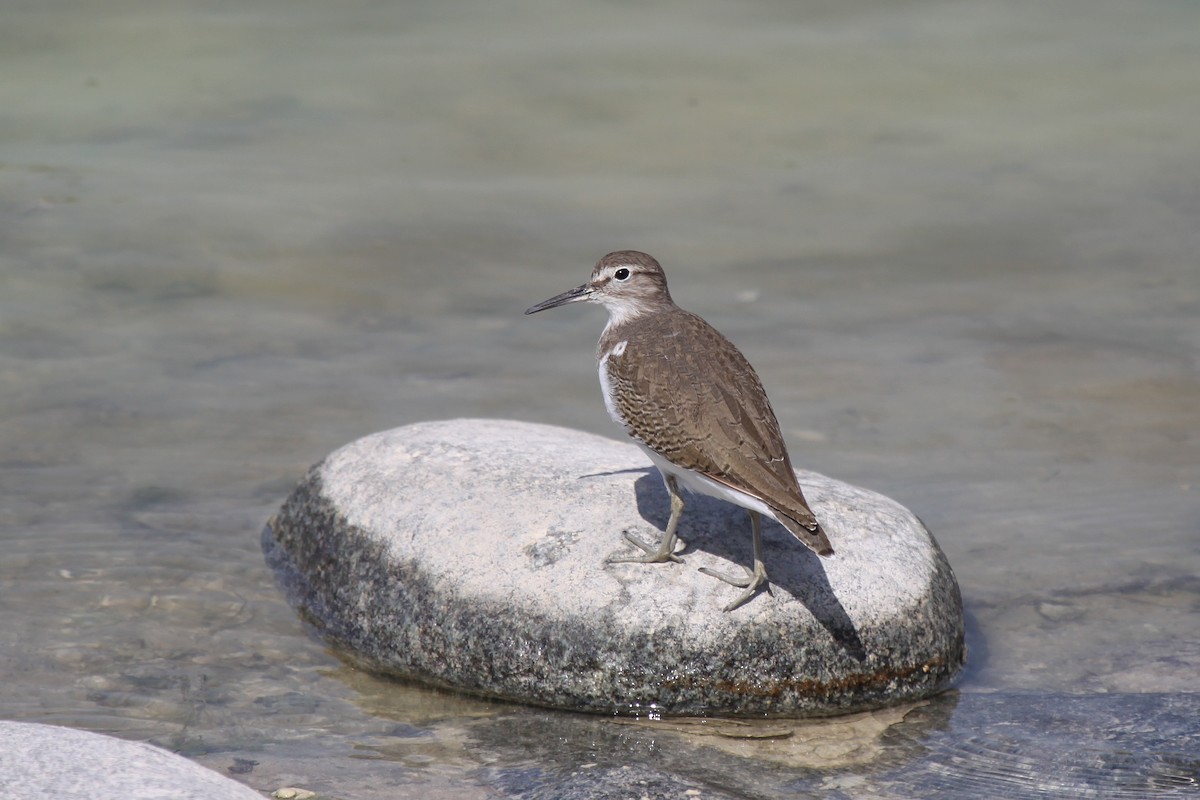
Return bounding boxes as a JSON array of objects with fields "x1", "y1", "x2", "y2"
[{"x1": 524, "y1": 250, "x2": 833, "y2": 611}]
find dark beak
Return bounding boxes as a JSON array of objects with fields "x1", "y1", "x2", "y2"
[{"x1": 524, "y1": 284, "x2": 591, "y2": 315}]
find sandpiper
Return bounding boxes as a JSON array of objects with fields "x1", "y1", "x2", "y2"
[{"x1": 525, "y1": 251, "x2": 833, "y2": 611}]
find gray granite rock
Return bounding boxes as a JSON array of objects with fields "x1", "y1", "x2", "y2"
[
  {"x1": 263, "y1": 418, "x2": 964, "y2": 716},
  {"x1": 0, "y1": 721, "x2": 262, "y2": 800}
]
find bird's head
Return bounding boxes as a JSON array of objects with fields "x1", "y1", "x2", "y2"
[{"x1": 524, "y1": 251, "x2": 674, "y2": 326}]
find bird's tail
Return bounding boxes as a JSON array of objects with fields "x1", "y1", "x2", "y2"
[{"x1": 774, "y1": 508, "x2": 834, "y2": 557}]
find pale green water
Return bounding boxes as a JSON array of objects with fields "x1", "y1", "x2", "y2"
[{"x1": 2, "y1": 1, "x2": 1198, "y2": 797}]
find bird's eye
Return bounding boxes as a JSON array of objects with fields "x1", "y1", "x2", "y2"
[{"x1": 614, "y1": 268, "x2": 630, "y2": 281}]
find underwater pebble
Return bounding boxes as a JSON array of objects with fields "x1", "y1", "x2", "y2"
[{"x1": 273, "y1": 788, "x2": 317, "y2": 800}]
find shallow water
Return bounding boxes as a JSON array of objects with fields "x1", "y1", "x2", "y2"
[{"x1": 2, "y1": 0, "x2": 1198, "y2": 797}]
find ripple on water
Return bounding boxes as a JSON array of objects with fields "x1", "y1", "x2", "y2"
[{"x1": 889, "y1": 693, "x2": 1200, "y2": 798}]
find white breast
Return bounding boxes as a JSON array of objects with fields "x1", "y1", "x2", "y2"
[{"x1": 597, "y1": 341, "x2": 628, "y2": 430}]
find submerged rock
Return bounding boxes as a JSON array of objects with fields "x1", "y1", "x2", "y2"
[
  {"x1": 0, "y1": 722, "x2": 263, "y2": 800},
  {"x1": 263, "y1": 418, "x2": 964, "y2": 716}
]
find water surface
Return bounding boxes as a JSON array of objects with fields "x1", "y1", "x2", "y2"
[{"x1": 2, "y1": 0, "x2": 1198, "y2": 797}]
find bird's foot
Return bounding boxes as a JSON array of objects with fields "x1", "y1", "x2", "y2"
[
  {"x1": 606, "y1": 530, "x2": 683, "y2": 564},
  {"x1": 699, "y1": 560, "x2": 769, "y2": 612}
]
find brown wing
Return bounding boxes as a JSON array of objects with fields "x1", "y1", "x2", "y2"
[{"x1": 603, "y1": 309, "x2": 831, "y2": 555}]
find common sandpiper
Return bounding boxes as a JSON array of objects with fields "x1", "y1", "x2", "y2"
[{"x1": 525, "y1": 251, "x2": 833, "y2": 611}]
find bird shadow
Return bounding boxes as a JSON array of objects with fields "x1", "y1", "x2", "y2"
[{"x1": 629, "y1": 472, "x2": 867, "y2": 662}]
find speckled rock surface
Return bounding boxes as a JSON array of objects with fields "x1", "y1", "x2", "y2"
[
  {"x1": 263, "y1": 418, "x2": 964, "y2": 716},
  {"x1": 0, "y1": 722, "x2": 263, "y2": 800}
]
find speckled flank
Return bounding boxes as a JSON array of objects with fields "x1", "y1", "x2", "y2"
[{"x1": 262, "y1": 419, "x2": 965, "y2": 717}]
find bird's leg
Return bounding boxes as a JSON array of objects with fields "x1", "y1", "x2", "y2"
[
  {"x1": 607, "y1": 474, "x2": 685, "y2": 564},
  {"x1": 699, "y1": 509, "x2": 769, "y2": 611}
]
